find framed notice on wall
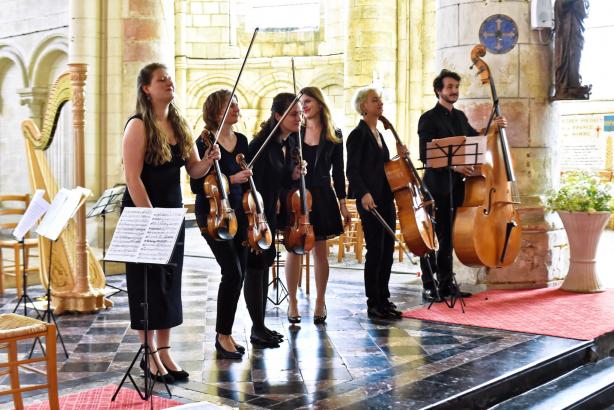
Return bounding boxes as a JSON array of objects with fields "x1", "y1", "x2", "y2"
[{"x1": 560, "y1": 113, "x2": 614, "y2": 172}]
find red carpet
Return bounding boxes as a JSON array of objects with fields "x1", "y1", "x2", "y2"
[
  {"x1": 403, "y1": 287, "x2": 614, "y2": 340},
  {"x1": 24, "y1": 384, "x2": 183, "y2": 409}
]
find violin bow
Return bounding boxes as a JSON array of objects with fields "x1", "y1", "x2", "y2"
[{"x1": 212, "y1": 28, "x2": 259, "y2": 146}]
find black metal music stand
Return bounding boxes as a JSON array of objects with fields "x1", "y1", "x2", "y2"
[
  {"x1": 268, "y1": 231, "x2": 288, "y2": 306},
  {"x1": 12, "y1": 239, "x2": 42, "y2": 319},
  {"x1": 111, "y1": 263, "x2": 172, "y2": 402},
  {"x1": 425, "y1": 137, "x2": 484, "y2": 312},
  {"x1": 87, "y1": 185, "x2": 126, "y2": 297}
]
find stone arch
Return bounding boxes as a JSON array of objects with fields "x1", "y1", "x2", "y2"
[
  {"x1": 306, "y1": 70, "x2": 344, "y2": 93},
  {"x1": 0, "y1": 43, "x2": 28, "y2": 87},
  {"x1": 28, "y1": 34, "x2": 69, "y2": 87}
]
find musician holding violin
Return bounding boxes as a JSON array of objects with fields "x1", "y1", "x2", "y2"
[
  {"x1": 284, "y1": 87, "x2": 350, "y2": 325},
  {"x1": 346, "y1": 86, "x2": 405, "y2": 320},
  {"x1": 418, "y1": 69, "x2": 507, "y2": 302},
  {"x1": 246, "y1": 92, "x2": 303, "y2": 348},
  {"x1": 190, "y1": 89, "x2": 251, "y2": 359}
]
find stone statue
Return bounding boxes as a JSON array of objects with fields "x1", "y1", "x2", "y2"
[{"x1": 554, "y1": 0, "x2": 591, "y2": 100}]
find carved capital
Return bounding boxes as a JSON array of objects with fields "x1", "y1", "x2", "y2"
[{"x1": 17, "y1": 87, "x2": 49, "y2": 126}]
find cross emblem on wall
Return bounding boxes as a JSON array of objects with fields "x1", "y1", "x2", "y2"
[{"x1": 479, "y1": 14, "x2": 519, "y2": 55}]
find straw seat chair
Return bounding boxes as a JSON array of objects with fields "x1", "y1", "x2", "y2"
[{"x1": 0, "y1": 313, "x2": 59, "y2": 409}]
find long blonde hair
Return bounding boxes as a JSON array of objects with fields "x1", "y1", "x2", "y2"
[
  {"x1": 135, "y1": 63, "x2": 193, "y2": 165},
  {"x1": 300, "y1": 86, "x2": 340, "y2": 143}
]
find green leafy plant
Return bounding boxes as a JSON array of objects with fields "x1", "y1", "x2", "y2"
[{"x1": 544, "y1": 171, "x2": 614, "y2": 213}]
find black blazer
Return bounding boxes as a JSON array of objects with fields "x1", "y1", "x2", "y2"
[
  {"x1": 418, "y1": 103, "x2": 479, "y2": 199},
  {"x1": 288, "y1": 128, "x2": 346, "y2": 199},
  {"x1": 346, "y1": 120, "x2": 393, "y2": 208}
]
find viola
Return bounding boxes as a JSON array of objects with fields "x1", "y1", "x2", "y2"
[
  {"x1": 236, "y1": 153, "x2": 272, "y2": 251},
  {"x1": 284, "y1": 130, "x2": 315, "y2": 254},
  {"x1": 380, "y1": 115, "x2": 438, "y2": 256},
  {"x1": 453, "y1": 44, "x2": 522, "y2": 267},
  {"x1": 202, "y1": 132, "x2": 238, "y2": 241}
]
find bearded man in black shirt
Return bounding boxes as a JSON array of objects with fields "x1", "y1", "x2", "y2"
[{"x1": 418, "y1": 69, "x2": 507, "y2": 302}]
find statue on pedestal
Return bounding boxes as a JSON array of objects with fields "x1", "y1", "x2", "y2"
[{"x1": 554, "y1": 0, "x2": 591, "y2": 100}]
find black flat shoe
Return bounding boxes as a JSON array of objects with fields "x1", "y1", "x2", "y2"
[
  {"x1": 422, "y1": 288, "x2": 442, "y2": 302},
  {"x1": 215, "y1": 335, "x2": 243, "y2": 359},
  {"x1": 140, "y1": 357, "x2": 175, "y2": 384},
  {"x1": 313, "y1": 305, "x2": 327, "y2": 325},
  {"x1": 250, "y1": 332, "x2": 280, "y2": 348},
  {"x1": 367, "y1": 306, "x2": 400, "y2": 320},
  {"x1": 265, "y1": 328, "x2": 284, "y2": 342},
  {"x1": 233, "y1": 342, "x2": 246, "y2": 354}
]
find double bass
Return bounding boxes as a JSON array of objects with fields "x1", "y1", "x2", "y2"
[
  {"x1": 236, "y1": 153, "x2": 272, "y2": 251},
  {"x1": 453, "y1": 44, "x2": 522, "y2": 267},
  {"x1": 381, "y1": 116, "x2": 438, "y2": 256}
]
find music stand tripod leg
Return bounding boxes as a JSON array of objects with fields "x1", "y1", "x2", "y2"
[
  {"x1": 112, "y1": 264, "x2": 171, "y2": 402},
  {"x1": 12, "y1": 240, "x2": 42, "y2": 319},
  {"x1": 267, "y1": 232, "x2": 288, "y2": 306}
]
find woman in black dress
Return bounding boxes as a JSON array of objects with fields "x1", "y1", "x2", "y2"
[
  {"x1": 246, "y1": 92, "x2": 301, "y2": 347},
  {"x1": 190, "y1": 89, "x2": 251, "y2": 359},
  {"x1": 285, "y1": 87, "x2": 350, "y2": 325},
  {"x1": 346, "y1": 86, "x2": 403, "y2": 320},
  {"x1": 122, "y1": 63, "x2": 220, "y2": 382}
]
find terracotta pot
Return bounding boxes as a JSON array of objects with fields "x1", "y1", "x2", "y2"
[{"x1": 558, "y1": 211, "x2": 611, "y2": 293}]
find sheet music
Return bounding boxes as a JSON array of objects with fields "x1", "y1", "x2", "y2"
[
  {"x1": 13, "y1": 189, "x2": 50, "y2": 241},
  {"x1": 87, "y1": 185, "x2": 126, "y2": 217},
  {"x1": 36, "y1": 187, "x2": 91, "y2": 240},
  {"x1": 105, "y1": 207, "x2": 186, "y2": 265}
]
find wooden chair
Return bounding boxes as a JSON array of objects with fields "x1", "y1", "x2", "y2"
[
  {"x1": 0, "y1": 194, "x2": 39, "y2": 297},
  {"x1": 0, "y1": 313, "x2": 59, "y2": 409}
]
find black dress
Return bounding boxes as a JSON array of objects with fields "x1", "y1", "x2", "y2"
[{"x1": 122, "y1": 119, "x2": 186, "y2": 330}]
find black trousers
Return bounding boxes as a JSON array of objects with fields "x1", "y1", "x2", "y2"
[
  {"x1": 358, "y1": 200, "x2": 395, "y2": 309},
  {"x1": 201, "y1": 226, "x2": 247, "y2": 336},
  {"x1": 420, "y1": 192, "x2": 456, "y2": 290}
]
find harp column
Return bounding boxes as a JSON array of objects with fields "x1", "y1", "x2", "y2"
[{"x1": 436, "y1": 0, "x2": 565, "y2": 289}]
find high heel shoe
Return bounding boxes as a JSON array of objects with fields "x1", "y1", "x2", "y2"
[
  {"x1": 287, "y1": 306, "x2": 301, "y2": 324},
  {"x1": 313, "y1": 304, "x2": 327, "y2": 325},
  {"x1": 215, "y1": 334, "x2": 243, "y2": 359},
  {"x1": 139, "y1": 356, "x2": 175, "y2": 384},
  {"x1": 157, "y1": 346, "x2": 189, "y2": 381}
]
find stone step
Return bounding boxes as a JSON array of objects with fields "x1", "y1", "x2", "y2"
[
  {"x1": 491, "y1": 356, "x2": 614, "y2": 410},
  {"x1": 422, "y1": 339, "x2": 595, "y2": 409}
]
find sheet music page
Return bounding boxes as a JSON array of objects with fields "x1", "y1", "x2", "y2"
[
  {"x1": 36, "y1": 188, "x2": 70, "y2": 238},
  {"x1": 41, "y1": 187, "x2": 91, "y2": 240},
  {"x1": 137, "y1": 208, "x2": 186, "y2": 264},
  {"x1": 13, "y1": 189, "x2": 50, "y2": 241},
  {"x1": 105, "y1": 207, "x2": 152, "y2": 263},
  {"x1": 87, "y1": 186, "x2": 126, "y2": 217}
]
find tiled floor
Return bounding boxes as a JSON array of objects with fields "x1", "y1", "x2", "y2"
[{"x1": 0, "y1": 227, "x2": 594, "y2": 409}]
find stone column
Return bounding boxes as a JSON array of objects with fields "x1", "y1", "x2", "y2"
[
  {"x1": 343, "y1": 0, "x2": 397, "y2": 132},
  {"x1": 436, "y1": 0, "x2": 566, "y2": 288},
  {"x1": 17, "y1": 87, "x2": 49, "y2": 128}
]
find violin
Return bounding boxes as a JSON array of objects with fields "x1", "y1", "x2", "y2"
[
  {"x1": 202, "y1": 131, "x2": 238, "y2": 241},
  {"x1": 381, "y1": 116, "x2": 438, "y2": 256},
  {"x1": 284, "y1": 128, "x2": 315, "y2": 254},
  {"x1": 453, "y1": 44, "x2": 522, "y2": 267},
  {"x1": 236, "y1": 153, "x2": 272, "y2": 251}
]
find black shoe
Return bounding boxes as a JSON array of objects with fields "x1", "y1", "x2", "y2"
[
  {"x1": 250, "y1": 332, "x2": 280, "y2": 348},
  {"x1": 422, "y1": 288, "x2": 442, "y2": 302},
  {"x1": 156, "y1": 346, "x2": 189, "y2": 381},
  {"x1": 385, "y1": 305, "x2": 402, "y2": 318},
  {"x1": 313, "y1": 305, "x2": 327, "y2": 325},
  {"x1": 215, "y1": 334, "x2": 243, "y2": 359},
  {"x1": 265, "y1": 328, "x2": 284, "y2": 342},
  {"x1": 233, "y1": 342, "x2": 246, "y2": 354},
  {"x1": 367, "y1": 306, "x2": 399, "y2": 320},
  {"x1": 287, "y1": 307, "x2": 301, "y2": 324},
  {"x1": 140, "y1": 357, "x2": 175, "y2": 384}
]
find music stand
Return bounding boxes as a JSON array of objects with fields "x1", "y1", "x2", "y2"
[
  {"x1": 426, "y1": 136, "x2": 486, "y2": 312},
  {"x1": 87, "y1": 185, "x2": 126, "y2": 297},
  {"x1": 106, "y1": 207, "x2": 185, "y2": 402},
  {"x1": 268, "y1": 230, "x2": 289, "y2": 306}
]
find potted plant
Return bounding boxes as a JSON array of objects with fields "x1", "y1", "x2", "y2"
[{"x1": 544, "y1": 171, "x2": 614, "y2": 292}]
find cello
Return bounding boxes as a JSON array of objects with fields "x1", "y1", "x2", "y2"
[
  {"x1": 202, "y1": 28, "x2": 258, "y2": 241},
  {"x1": 236, "y1": 153, "x2": 272, "y2": 251},
  {"x1": 453, "y1": 44, "x2": 522, "y2": 268},
  {"x1": 381, "y1": 116, "x2": 438, "y2": 256}
]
